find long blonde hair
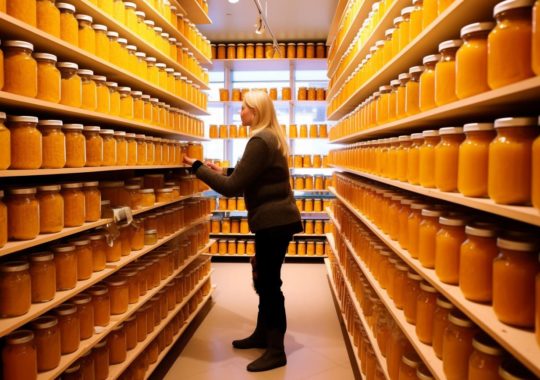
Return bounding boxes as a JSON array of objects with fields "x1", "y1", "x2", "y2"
[{"x1": 243, "y1": 90, "x2": 289, "y2": 157}]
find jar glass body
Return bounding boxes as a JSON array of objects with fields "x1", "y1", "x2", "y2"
[
  {"x1": 6, "y1": 192, "x2": 40, "y2": 240},
  {"x1": 36, "y1": 189, "x2": 64, "y2": 233},
  {"x1": 435, "y1": 47, "x2": 458, "y2": 105},
  {"x1": 4, "y1": 46, "x2": 37, "y2": 97},
  {"x1": 456, "y1": 31, "x2": 490, "y2": 98},
  {"x1": 9, "y1": 121, "x2": 42, "y2": 169},
  {"x1": 458, "y1": 130, "x2": 495, "y2": 197},
  {"x1": 36, "y1": 58, "x2": 61, "y2": 103}
]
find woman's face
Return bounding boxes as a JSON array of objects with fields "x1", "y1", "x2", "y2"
[{"x1": 240, "y1": 104, "x2": 256, "y2": 126}]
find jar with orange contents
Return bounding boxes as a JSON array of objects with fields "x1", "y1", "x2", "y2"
[
  {"x1": 58, "y1": 62, "x2": 82, "y2": 108},
  {"x1": 36, "y1": 185, "x2": 64, "y2": 234},
  {"x1": 100, "y1": 129, "x2": 116, "y2": 166},
  {"x1": 457, "y1": 122, "x2": 496, "y2": 197},
  {"x1": 415, "y1": 282, "x2": 438, "y2": 344},
  {"x1": 83, "y1": 126, "x2": 103, "y2": 167},
  {"x1": 37, "y1": 120, "x2": 65, "y2": 170},
  {"x1": 106, "y1": 277, "x2": 129, "y2": 315},
  {"x1": 418, "y1": 54, "x2": 440, "y2": 112},
  {"x1": 403, "y1": 271, "x2": 422, "y2": 324},
  {"x1": 406, "y1": 66, "x2": 423, "y2": 116},
  {"x1": 418, "y1": 207, "x2": 444, "y2": 268},
  {"x1": 443, "y1": 310, "x2": 477, "y2": 380},
  {"x1": 398, "y1": 350, "x2": 421, "y2": 380},
  {"x1": 62, "y1": 123, "x2": 85, "y2": 168},
  {"x1": 71, "y1": 293, "x2": 94, "y2": 340},
  {"x1": 0, "y1": 261, "x2": 31, "y2": 317},
  {"x1": 88, "y1": 285, "x2": 110, "y2": 327},
  {"x1": 52, "y1": 244, "x2": 77, "y2": 290},
  {"x1": 435, "y1": 214, "x2": 467, "y2": 284},
  {"x1": 58, "y1": 3, "x2": 78, "y2": 45},
  {"x1": 28, "y1": 252, "x2": 55, "y2": 303},
  {"x1": 1, "y1": 330, "x2": 38, "y2": 380},
  {"x1": 82, "y1": 181, "x2": 101, "y2": 222},
  {"x1": 488, "y1": 117, "x2": 537, "y2": 204},
  {"x1": 55, "y1": 304, "x2": 80, "y2": 354},
  {"x1": 72, "y1": 238, "x2": 93, "y2": 280},
  {"x1": 76, "y1": 14, "x2": 95, "y2": 54},
  {"x1": 30, "y1": 315, "x2": 61, "y2": 372},
  {"x1": 61, "y1": 183, "x2": 85, "y2": 227},
  {"x1": 467, "y1": 332, "x2": 504, "y2": 380},
  {"x1": 493, "y1": 237, "x2": 539, "y2": 327},
  {"x1": 418, "y1": 130, "x2": 440, "y2": 188},
  {"x1": 3, "y1": 40, "x2": 37, "y2": 98},
  {"x1": 432, "y1": 296, "x2": 453, "y2": 358},
  {"x1": 6, "y1": 187, "x2": 40, "y2": 240},
  {"x1": 488, "y1": 0, "x2": 534, "y2": 89},
  {"x1": 7, "y1": 115, "x2": 42, "y2": 170},
  {"x1": 387, "y1": 324, "x2": 411, "y2": 379},
  {"x1": 434, "y1": 127, "x2": 464, "y2": 191},
  {"x1": 89, "y1": 233, "x2": 107, "y2": 271},
  {"x1": 435, "y1": 39, "x2": 461, "y2": 106},
  {"x1": 92, "y1": 340, "x2": 109, "y2": 379},
  {"x1": 79, "y1": 69, "x2": 97, "y2": 111},
  {"x1": 34, "y1": 53, "x2": 60, "y2": 104}
]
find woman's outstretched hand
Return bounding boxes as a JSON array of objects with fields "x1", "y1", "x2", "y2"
[
  {"x1": 205, "y1": 161, "x2": 223, "y2": 173},
  {"x1": 183, "y1": 155, "x2": 196, "y2": 165}
]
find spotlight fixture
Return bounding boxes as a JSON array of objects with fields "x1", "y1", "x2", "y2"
[
  {"x1": 228, "y1": 0, "x2": 239, "y2": 3},
  {"x1": 254, "y1": 14, "x2": 265, "y2": 35}
]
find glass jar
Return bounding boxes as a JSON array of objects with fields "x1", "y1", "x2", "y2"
[
  {"x1": 108, "y1": 324, "x2": 127, "y2": 364},
  {"x1": 52, "y1": 244, "x2": 77, "y2": 290},
  {"x1": 36, "y1": 184, "x2": 64, "y2": 233},
  {"x1": 418, "y1": 207, "x2": 444, "y2": 268},
  {"x1": 397, "y1": 73, "x2": 409, "y2": 118},
  {"x1": 415, "y1": 282, "x2": 438, "y2": 344},
  {"x1": 443, "y1": 310, "x2": 477, "y2": 380},
  {"x1": 0, "y1": 261, "x2": 31, "y2": 317},
  {"x1": 456, "y1": 22, "x2": 494, "y2": 99},
  {"x1": 493, "y1": 237, "x2": 539, "y2": 327},
  {"x1": 72, "y1": 238, "x2": 93, "y2": 280},
  {"x1": 28, "y1": 252, "x2": 56, "y2": 303},
  {"x1": 58, "y1": 3, "x2": 78, "y2": 45},
  {"x1": 419, "y1": 54, "x2": 440, "y2": 111},
  {"x1": 432, "y1": 296, "x2": 453, "y2": 359},
  {"x1": 30, "y1": 315, "x2": 61, "y2": 372},
  {"x1": 6, "y1": 187, "x2": 40, "y2": 240},
  {"x1": 488, "y1": 1, "x2": 534, "y2": 89},
  {"x1": 100, "y1": 129, "x2": 116, "y2": 166},
  {"x1": 488, "y1": 117, "x2": 536, "y2": 204},
  {"x1": 126, "y1": 133, "x2": 137, "y2": 165},
  {"x1": 435, "y1": 39, "x2": 461, "y2": 106},
  {"x1": 61, "y1": 183, "x2": 85, "y2": 227},
  {"x1": 107, "y1": 81, "x2": 120, "y2": 116},
  {"x1": 72, "y1": 293, "x2": 94, "y2": 340},
  {"x1": 89, "y1": 233, "x2": 107, "y2": 272},
  {"x1": 434, "y1": 127, "x2": 464, "y2": 191},
  {"x1": 38, "y1": 120, "x2": 65, "y2": 169},
  {"x1": 82, "y1": 181, "x2": 101, "y2": 222},
  {"x1": 55, "y1": 304, "x2": 80, "y2": 354},
  {"x1": 93, "y1": 24, "x2": 109, "y2": 61},
  {"x1": 1, "y1": 330, "x2": 37, "y2": 379},
  {"x1": 106, "y1": 277, "x2": 129, "y2": 315},
  {"x1": 0, "y1": 113, "x2": 9, "y2": 171},
  {"x1": 88, "y1": 285, "x2": 110, "y2": 327},
  {"x1": 3, "y1": 40, "x2": 37, "y2": 97},
  {"x1": 7, "y1": 115, "x2": 42, "y2": 169},
  {"x1": 419, "y1": 130, "x2": 440, "y2": 188},
  {"x1": 58, "y1": 61, "x2": 82, "y2": 108},
  {"x1": 468, "y1": 332, "x2": 504, "y2": 380},
  {"x1": 76, "y1": 14, "x2": 96, "y2": 54},
  {"x1": 79, "y1": 69, "x2": 97, "y2": 111},
  {"x1": 403, "y1": 271, "x2": 422, "y2": 324},
  {"x1": 63, "y1": 124, "x2": 86, "y2": 168},
  {"x1": 406, "y1": 65, "x2": 423, "y2": 116},
  {"x1": 457, "y1": 122, "x2": 496, "y2": 197},
  {"x1": 136, "y1": 134, "x2": 147, "y2": 165},
  {"x1": 35, "y1": 52, "x2": 60, "y2": 103},
  {"x1": 119, "y1": 87, "x2": 134, "y2": 119},
  {"x1": 92, "y1": 340, "x2": 109, "y2": 380},
  {"x1": 407, "y1": 133, "x2": 423, "y2": 185},
  {"x1": 399, "y1": 350, "x2": 421, "y2": 380},
  {"x1": 84, "y1": 126, "x2": 103, "y2": 167}
]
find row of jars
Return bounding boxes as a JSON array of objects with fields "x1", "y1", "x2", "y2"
[
  {"x1": 328, "y1": 1, "x2": 540, "y2": 116},
  {"x1": 0, "y1": 204, "x2": 210, "y2": 319},
  {"x1": 0, "y1": 114, "x2": 205, "y2": 170},
  {"x1": 0, "y1": 0, "x2": 210, "y2": 85},
  {"x1": 210, "y1": 216, "x2": 331, "y2": 235},
  {"x1": 329, "y1": 117, "x2": 540, "y2": 208},
  {"x1": 291, "y1": 175, "x2": 333, "y2": 190},
  {"x1": 330, "y1": 259, "x2": 436, "y2": 380},
  {"x1": 209, "y1": 123, "x2": 329, "y2": 139},
  {"x1": 329, "y1": 0, "x2": 452, "y2": 87},
  {"x1": 217, "y1": 87, "x2": 296, "y2": 102},
  {"x1": 212, "y1": 41, "x2": 327, "y2": 60},
  {"x1": 117, "y1": 280, "x2": 212, "y2": 380},
  {"x1": 0, "y1": 256, "x2": 211, "y2": 379},
  {"x1": 289, "y1": 154, "x2": 330, "y2": 168},
  {"x1": 0, "y1": 38, "x2": 208, "y2": 115},
  {"x1": 209, "y1": 238, "x2": 329, "y2": 257},
  {"x1": 297, "y1": 87, "x2": 327, "y2": 101},
  {"x1": 211, "y1": 195, "x2": 331, "y2": 213},
  {"x1": 333, "y1": 173, "x2": 540, "y2": 342},
  {"x1": 331, "y1": 202, "x2": 538, "y2": 379}
]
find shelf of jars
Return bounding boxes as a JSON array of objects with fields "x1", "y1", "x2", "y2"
[
  {"x1": 327, "y1": 0, "x2": 373, "y2": 77},
  {"x1": 210, "y1": 210, "x2": 330, "y2": 218},
  {"x1": 0, "y1": 165, "x2": 192, "y2": 178},
  {"x1": 174, "y1": 0, "x2": 212, "y2": 25},
  {"x1": 324, "y1": 258, "x2": 364, "y2": 378},
  {"x1": 207, "y1": 100, "x2": 327, "y2": 107},
  {"x1": 0, "y1": 92, "x2": 205, "y2": 140},
  {"x1": 327, "y1": 0, "x2": 499, "y2": 120},
  {"x1": 210, "y1": 233, "x2": 326, "y2": 238},
  {"x1": 0, "y1": 218, "x2": 212, "y2": 339},
  {"x1": 74, "y1": 0, "x2": 210, "y2": 89},
  {"x1": 106, "y1": 272, "x2": 213, "y2": 379},
  {"x1": 327, "y1": 0, "x2": 409, "y2": 100},
  {"x1": 330, "y1": 165, "x2": 540, "y2": 227},
  {"x1": 325, "y1": 239, "x2": 391, "y2": 380},
  {"x1": 141, "y1": 289, "x2": 213, "y2": 380},
  {"x1": 208, "y1": 253, "x2": 326, "y2": 259},
  {"x1": 330, "y1": 76, "x2": 540, "y2": 144},
  {"x1": 33, "y1": 245, "x2": 213, "y2": 380},
  {"x1": 326, "y1": 0, "x2": 350, "y2": 49},
  {"x1": 0, "y1": 13, "x2": 208, "y2": 115},
  {"x1": 330, "y1": 188, "x2": 540, "y2": 377},
  {"x1": 127, "y1": 0, "x2": 212, "y2": 65},
  {"x1": 330, "y1": 220, "x2": 446, "y2": 379},
  {"x1": 210, "y1": 58, "x2": 328, "y2": 72},
  {"x1": 0, "y1": 193, "x2": 203, "y2": 257}
]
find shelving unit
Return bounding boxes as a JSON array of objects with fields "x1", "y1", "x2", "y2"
[
  {"x1": 208, "y1": 100, "x2": 327, "y2": 107},
  {"x1": 330, "y1": 189, "x2": 540, "y2": 377},
  {"x1": 0, "y1": 165, "x2": 192, "y2": 178},
  {"x1": 210, "y1": 58, "x2": 327, "y2": 72},
  {"x1": 210, "y1": 233, "x2": 326, "y2": 238},
  {"x1": 174, "y1": 0, "x2": 212, "y2": 25}
]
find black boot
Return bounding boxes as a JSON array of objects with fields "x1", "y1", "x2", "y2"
[
  {"x1": 246, "y1": 329, "x2": 287, "y2": 372},
  {"x1": 232, "y1": 313, "x2": 266, "y2": 349}
]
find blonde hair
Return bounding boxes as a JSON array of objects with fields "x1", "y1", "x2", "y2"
[{"x1": 243, "y1": 90, "x2": 289, "y2": 157}]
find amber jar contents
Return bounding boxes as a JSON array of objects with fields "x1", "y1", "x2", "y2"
[
  {"x1": 432, "y1": 296, "x2": 453, "y2": 359},
  {"x1": 35, "y1": 53, "x2": 61, "y2": 103},
  {"x1": 6, "y1": 187, "x2": 40, "y2": 240},
  {"x1": 92, "y1": 340, "x2": 109, "y2": 380},
  {"x1": 31, "y1": 316, "x2": 61, "y2": 372},
  {"x1": 493, "y1": 237, "x2": 539, "y2": 327},
  {"x1": 3, "y1": 40, "x2": 38, "y2": 97},
  {"x1": 39, "y1": 120, "x2": 65, "y2": 169},
  {"x1": 72, "y1": 293, "x2": 94, "y2": 340},
  {"x1": 84, "y1": 126, "x2": 103, "y2": 167},
  {"x1": 443, "y1": 310, "x2": 477, "y2": 380},
  {"x1": 435, "y1": 215, "x2": 467, "y2": 285},
  {"x1": 0, "y1": 261, "x2": 31, "y2": 317},
  {"x1": 53, "y1": 244, "x2": 78, "y2": 290},
  {"x1": 72, "y1": 238, "x2": 93, "y2": 280},
  {"x1": 108, "y1": 324, "x2": 127, "y2": 364},
  {"x1": 1, "y1": 330, "x2": 37, "y2": 380},
  {"x1": 55, "y1": 304, "x2": 80, "y2": 354},
  {"x1": 29, "y1": 252, "x2": 56, "y2": 303},
  {"x1": 415, "y1": 282, "x2": 438, "y2": 344},
  {"x1": 64, "y1": 124, "x2": 86, "y2": 168},
  {"x1": 89, "y1": 233, "x2": 107, "y2": 271},
  {"x1": 58, "y1": 3, "x2": 78, "y2": 45},
  {"x1": 435, "y1": 40, "x2": 461, "y2": 106},
  {"x1": 82, "y1": 181, "x2": 101, "y2": 222},
  {"x1": 61, "y1": 183, "x2": 86, "y2": 227},
  {"x1": 88, "y1": 285, "x2": 110, "y2": 327},
  {"x1": 58, "y1": 62, "x2": 82, "y2": 107},
  {"x1": 403, "y1": 271, "x2": 422, "y2": 324},
  {"x1": 107, "y1": 278, "x2": 129, "y2": 315},
  {"x1": 0, "y1": 114, "x2": 9, "y2": 171},
  {"x1": 36, "y1": 185, "x2": 64, "y2": 234},
  {"x1": 468, "y1": 332, "x2": 504, "y2": 380},
  {"x1": 434, "y1": 127, "x2": 465, "y2": 192},
  {"x1": 8, "y1": 115, "x2": 42, "y2": 169}
]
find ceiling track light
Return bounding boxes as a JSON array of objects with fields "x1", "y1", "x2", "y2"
[
  {"x1": 254, "y1": 14, "x2": 265, "y2": 34},
  {"x1": 228, "y1": 0, "x2": 239, "y2": 3},
  {"x1": 252, "y1": 0, "x2": 280, "y2": 55}
]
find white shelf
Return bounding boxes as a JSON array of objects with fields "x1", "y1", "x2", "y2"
[
  {"x1": 331, "y1": 188, "x2": 540, "y2": 378},
  {"x1": 210, "y1": 58, "x2": 327, "y2": 72},
  {"x1": 330, "y1": 166, "x2": 540, "y2": 227},
  {"x1": 208, "y1": 100, "x2": 327, "y2": 107},
  {"x1": 174, "y1": 0, "x2": 212, "y2": 24},
  {"x1": 0, "y1": 164, "x2": 190, "y2": 178},
  {"x1": 0, "y1": 193, "x2": 203, "y2": 257},
  {"x1": 207, "y1": 253, "x2": 326, "y2": 258}
]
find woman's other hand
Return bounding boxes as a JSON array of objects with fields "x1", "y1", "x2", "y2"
[
  {"x1": 183, "y1": 155, "x2": 196, "y2": 165},
  {"x1": 205, "y1": 161, "x2": 223, "y2": 173}
]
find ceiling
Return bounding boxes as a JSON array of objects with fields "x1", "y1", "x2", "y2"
[{"x1": 199, "y1": 0, "x2": 338, "y2": 43}]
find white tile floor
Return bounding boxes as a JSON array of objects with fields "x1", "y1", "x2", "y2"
[{"x1": 158, "y1": 261, "x2": 358, "y2": 380}]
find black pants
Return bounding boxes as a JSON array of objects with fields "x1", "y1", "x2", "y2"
[{"x1": 252, "y1": 228, "x2": 292, "y2": 335}]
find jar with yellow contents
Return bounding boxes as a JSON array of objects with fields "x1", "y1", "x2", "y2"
[
  {"x1": 93, "y1": 24, "x2": 109, "y2": 61},
  {"x1": 61, "y1": 183, "x2": 85, "y2": 227},
  {"x1": 119, "y1": 87, "x2": 134, "y2": 119},
  {"x1": 35, "y1": 53, "x2": 60, "y2": 103},
  {"x1": 435, "y1": 40, "x2": 461, "y2": 106},
  {"x1": 99, "y1": 129, "x2": 116, "y2": 166},
  {"x1": 79, "y1": 69, "x2": 97, "y2": 111},
  {"x1": 76, "y1": 14, "x2": 96, "y2": 55},
  {"x1": 83, "y1": 126, "x2": 103, "y2": 167},
  {"x1": 58, "y1": 62, "x2": 82, "y2": 107},
  {"x1": 3, "y1": 40, "x2": 37, "y2": 98},
  {"x1": 38, "y1": 120, "x2": 66, "y2": 169},
  {"x1": 0, "y1": 261, "x2": 32, "y2": 318},
  {"x1": 419, "y1": 54, "x2": 440, "y2": 112},
  {"x1": 35, "y1": 185, "x2": 64, "y2": 234},
  {"x1": 58, "y1": 3, "x2": 78, "y2": 46},
  {"x1": 106, "y1": 81, "x2": 120, "y2": 116},
  {"x1": 7, "y1": 115, "x2": 42, "y2": 169}
]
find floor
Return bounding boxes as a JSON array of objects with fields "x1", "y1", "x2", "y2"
[{"x1": 155, "y1": 260, "x2": 358, "y2": 380}]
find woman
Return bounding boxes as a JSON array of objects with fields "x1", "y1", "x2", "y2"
[{"x1": 183, "y1": 90, "x2": 302, "y2": 372}]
